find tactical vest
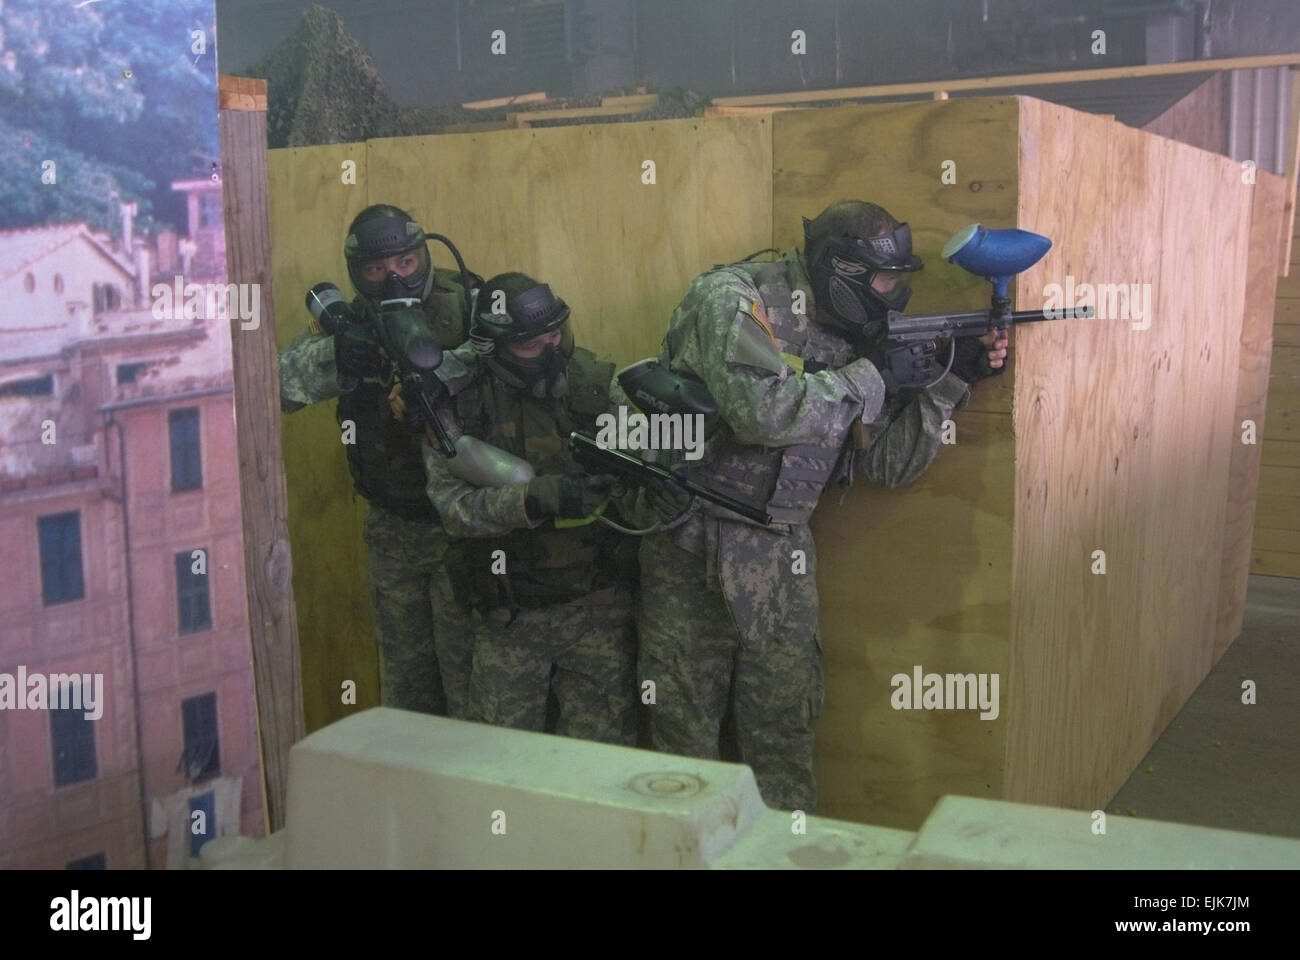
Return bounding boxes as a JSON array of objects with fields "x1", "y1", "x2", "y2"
[
  {"x1": 337, "y1": 269, "x2": 467, "y2": 522},
  {"x1": 445, "y1": 348, "x2": 633, "y2": 610},
  {"x1": 679, "y1": 254, "x2": 857, "y2": 527}
]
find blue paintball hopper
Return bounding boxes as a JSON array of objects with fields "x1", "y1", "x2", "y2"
[{"x1": 941, "y1": 224, "x2": 1052, "y2": 298}]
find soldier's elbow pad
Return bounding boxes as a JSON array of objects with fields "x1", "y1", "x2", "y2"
[
  {"x1": 839, "y1": 358, "x2": 887, "y2": 423},
  {"x1": 446, "y1": 435, "x2": 536, "y2": 487}
]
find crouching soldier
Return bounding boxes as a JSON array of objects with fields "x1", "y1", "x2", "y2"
[
  {"x1": 635, "y1": 201, "x2": 1006, "y2": 811},
  {"x1": 414, "y1": 273, "x2": 639, "y2": 745}
]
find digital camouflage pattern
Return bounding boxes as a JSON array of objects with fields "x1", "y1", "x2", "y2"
[
  {"x1": 277, "y1": 268, "x2": 474, "y2": 717},
  {"x1": 466, "y1": 589, "x2": 637, "y2": 744},
  {"x1": 362, "y1": 507, "x2": 465, "y2": 716},
  {"x1": 638, "y1": 527, "x2": 822, "y2": 795},
  {"x1": 422, "y1": 343, "x2": 638, "y2": 745},
  {"x1": 639, "y1": 249, "x2": 971, "y2": 812},
  {"x1": 278, "y1": 326, "x2": 341, "y2": 413}
]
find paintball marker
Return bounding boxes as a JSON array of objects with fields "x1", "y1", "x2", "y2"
[
  {"x1": 305, "y1": 282, "x2": 458, "y2": 457},
  {"x1": 568, "y1": 359, "x2": 772, "y2": 527},
  {"x1": 874, "y1": 225, "x2": 1094, "y2": 390}
]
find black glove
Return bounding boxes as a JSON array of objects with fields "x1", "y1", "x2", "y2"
[
  {"x1": 950, "y1": 336, "x2": 1003, "y2": 384},
  {"x1": 524, "y1": 473, "x2": 614, "y2": 521},
  {"x1": 644, "y1": 475, "x2": 692, "y2": 521},
  {"x1": 334, "y1": 324, "x2": 384, "y2": 379},
  {"x1": 400, "y1": 377, "x2": 448, "y2": 434}
]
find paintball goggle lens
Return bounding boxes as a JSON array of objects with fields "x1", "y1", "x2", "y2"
[{"x1": 824, "y1": 223, "x2": 923, "y2": 272}]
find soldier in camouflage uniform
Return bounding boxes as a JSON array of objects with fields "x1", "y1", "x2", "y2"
[
  {"x1": 637, "y1": 201, "x2": 1009, "y2": 811},
  {"x1": 418, "y1": 273, "x2": 638, "y2": 745},
  {"x1": 278, "y1": 204, "x2": 479, "y2": 717}
]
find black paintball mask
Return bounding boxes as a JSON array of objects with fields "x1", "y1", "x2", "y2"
[
  {"x1": 473, "y1": 282, "x2": 575, "y2": 399},
  {"x1": 344, "y1": 205, "x2": 434, "y2": 313},
  {"x1": 804, "y1": 217, "x2": 923, "y2": 348}
]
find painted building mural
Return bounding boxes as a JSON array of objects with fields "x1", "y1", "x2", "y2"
[{"x1": 0, "y1": 0, "x2": 264, "y2": 869}]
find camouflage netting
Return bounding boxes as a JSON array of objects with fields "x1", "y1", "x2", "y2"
[
  {"x1": 237, "y1": 4, "x2": 712, "y2": 147},
  {"x1": 235, "y1": 4, "x2": 403, "y2": 148}
]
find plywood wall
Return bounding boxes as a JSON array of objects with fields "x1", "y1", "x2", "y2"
[
  {"x1": 773, "y1": 99, "x2": 1023, "y2": 828},
  {"x1": 269, "y1": 118, "x2": 772, "y2": 732},
  {"x1": 1220, "y1": 172, "x2": 1287, "y2": 642},
  {"x1": 1137, "y1": 68, "x2": 1297, "y2": 582},
  {"x1": 1141, "y1": 74, "x2": 1228, "y2": 158},
  {"x1": 1007, "y1": 98, "x2": 1255, "y2": 810},
  {"x1": 365, "y1": 117, "x2": 772, "y2": 368},
  {"x1": 268, "y1": 142, "x2": 374, "y2": 735},
  {"x1": 1252, "y1": 210, "x2": 1300, "y2": 578}
]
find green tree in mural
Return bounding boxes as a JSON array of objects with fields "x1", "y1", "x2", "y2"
[{"x1": 0, "y1": 0, "x2": 218, "y2": 235}]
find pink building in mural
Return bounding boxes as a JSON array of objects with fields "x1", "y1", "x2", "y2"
[{"x1": 0, "y1": 186, "x2": 264, "y2": 869}]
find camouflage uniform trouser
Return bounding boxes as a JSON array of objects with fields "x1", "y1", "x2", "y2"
[
  {"x1": 363, "y1": 503, "x2": 472, "y2": 717},
  {"x1": 637, "y1": 523, "x2": 824, "y2": 813},
  {"x1": 466, "y1": 585, "x2": 638, "y2": 746}
]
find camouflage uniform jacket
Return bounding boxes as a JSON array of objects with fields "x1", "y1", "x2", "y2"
[
  {"x1": 422, "y1": 343, "x2": 636, "y2": 610},
  {"x1": 651, "y1": 248, "x2": 971, "y2": 646}
]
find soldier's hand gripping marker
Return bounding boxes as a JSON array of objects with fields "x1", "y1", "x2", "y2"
[{"x1": 526, "y1": 473, "x2": 616, "y2": 527}]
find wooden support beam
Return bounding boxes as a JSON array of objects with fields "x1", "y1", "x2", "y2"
[
  {"x1": 433, "y1": 121, "x2": 514, "y2": 134},
  {"x1": 506, "y1": 96, "x2": 660, "y2": 125},
  {"x1": 713, "y1": 53, "x2": 1300, "y2": 108},
  {"x1": 219, "y1": 75, "x2": 267, "y2": 111},
  {"x1": 462, "y1": 91, "x2": 548, "y2": 110},
  {"x1": 1280, "y1": 69, "x2": 1300, "y2": 278},
  {"x1": 217, "y1": 74, "x2": 304, "y2": 832},
  {"x1": 599, "y1": 94, "x2": 659, "y2": 110},
  {"x1": 702, "y1": 105, "x2": 802, "y2": 117}
]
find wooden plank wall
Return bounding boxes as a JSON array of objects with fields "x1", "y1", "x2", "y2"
[
  {"x1": 1139, "y1": 67, "x2": 1297, "y2": 580},
  {"x1": 1141, "y1": 73, "x2": 1228, "y2": 157},
  {"x1": 267, "y1": 143, "x2": 373, "y2": 736},
  {"x1": 365, "y1": 117, "x2": 772, "y2": 366},
  {"x1": 772, "y1": 99, "x2": 1023, "y2": 828},
  {"x1": 1219, "y1": 173, "x2": 1287, "y2": 649},
  {"x1": 1007, "y1": 98, "x2": 1255, "y2": 810},
  {"x1": 1253, "y1": 209, "x2": 1300, "y2": 578},
  {"x1": 268, "y1": 119, "x2": 772, "y2": 733}
]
